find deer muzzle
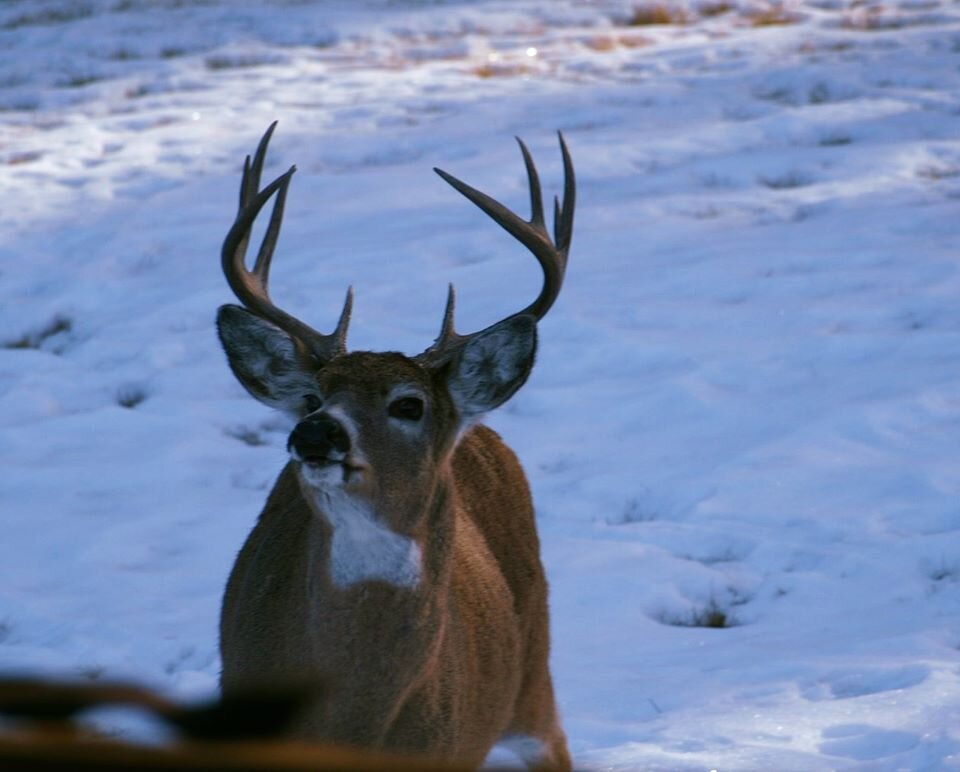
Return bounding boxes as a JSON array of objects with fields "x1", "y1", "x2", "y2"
[{"x1": 287, "y1": 414, "x2": 351, "y2": 466}]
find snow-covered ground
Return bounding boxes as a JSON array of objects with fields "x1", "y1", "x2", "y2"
[{"x1": 2, "y1": 0, "x2": 960, "y2": 768}]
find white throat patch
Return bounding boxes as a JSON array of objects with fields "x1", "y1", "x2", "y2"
[{"x1": 306, "y1": 487, "x2": 421, "y2": 590}]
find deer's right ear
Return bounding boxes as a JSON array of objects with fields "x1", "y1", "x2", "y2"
[{"x1": 216, "y1": 304, "x2": 317, "y2": 413}]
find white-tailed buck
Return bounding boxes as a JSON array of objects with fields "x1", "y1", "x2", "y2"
[{"x1": 216, "y1": 124, "x2": 575, "y2": 771}]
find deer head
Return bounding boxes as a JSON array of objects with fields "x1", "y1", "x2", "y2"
[{"x1": 215, "y1": 123, "x2": 574, "y2": 549}]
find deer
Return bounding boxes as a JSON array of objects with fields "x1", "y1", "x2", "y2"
[{"x1": 215, "y1": 123, "x2": 575, "y2": 771}]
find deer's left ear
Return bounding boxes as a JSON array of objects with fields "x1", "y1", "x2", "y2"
[{"x1": 445, "y1": 315, "x2": 537, "y2": 422}]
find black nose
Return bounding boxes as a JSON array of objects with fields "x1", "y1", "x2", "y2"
[{"x1": 287, "y1": 415, "x2": 351, "y2": 462}]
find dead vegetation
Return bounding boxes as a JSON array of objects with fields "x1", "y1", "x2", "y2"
[
  {"x1": 0, "y1": 5, "x2": 93, "y2": 30},
  {"x1": 472, "y1": 61, "x2": 538, "y2": 78},
  {"x1": 916, "y1": 164, "x2": 960, "y2": 180},
  {"x1": 698, "y1": 0, "x2": 736, "y2": 16},
  {"x1": 3, "y1": 316, "x2": 72, "y2": 351},
  {"x1": 614, "y1": 1, "x2": 806, "y2": 27},
  {"x1": 116, "y1": 385, "x2": 147, "y2": 409},
  {"x1": 655, "y1": 598, "x2": 742, "y2": 628},
  {"x1": 743, "y1": 4, "x2": 804, "y2": 25},
  {"x1": 623, "y1": 2, "x2": 693, "y2": 26},
  {"x1": 583, "y1": 33, "x2": 653, "y2": 51}
]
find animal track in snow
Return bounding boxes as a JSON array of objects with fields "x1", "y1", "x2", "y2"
[
  {"x1": 820, "y1": 723, "x2": 920, "y2": 761},
  {"x1": 802, "y1": 664, "x2": 930, "y2": 701}
]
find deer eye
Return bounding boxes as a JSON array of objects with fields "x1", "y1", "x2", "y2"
[
  {"x1": 302, "y1": 394, "x2": 322, "y2": 413},
  {"x1": 388, "y1": 396, "x2": 424, "y2": 421}
]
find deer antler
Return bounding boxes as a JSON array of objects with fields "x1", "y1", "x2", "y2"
[
  {"x1": 222, "y1": 122, "x2": 352, "y2": 365},
  {"x1": 419, "y1": 133, "x2": 575, "y2": 365}
]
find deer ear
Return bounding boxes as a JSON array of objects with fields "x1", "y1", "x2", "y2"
[
  {"x1": 446, "y1": 315, "x2": 537, "y2": 422},
  {"x1": 216, "y1": 305, "x2": 317, "y2": 414}
]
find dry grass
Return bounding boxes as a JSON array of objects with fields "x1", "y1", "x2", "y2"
[
  {"x1": 4, "y1": 150, "x2": 43, "y2": 166},
  {"x1": 818, "y1": 132, "x2": 853, "y2": 147},
  {"x1": 797, "y1": 39, "x2": 855, "y2": 53},
  {"x1": 917, "y1": 164, "x2": 960, "y2": 180},
  {"x1": 205, "y1": 54, "x2": 270, "y2": 71},
  {"x1": 3, "y1": 316, "x2": 72, "y2": 350},
  {"x1": 619, "y1": 1, "x2": 807, "y2": 27},
  {"x1": 116, "y1": 385, "x2": 147, "y2": 409},
  {"x1": 472, "y1": 62, "x2": 537, "y2": 78},
  {"x1": 57, "y1": 74, "x2": 104, "y2": 89},
  {"x1": 1, "y1": 5, "x2": 92, "y2": 30},
  {"x1": 656, "y1": 599, "x2": 741, "y2": 628},
  {"x1": 759, "y1": 170, "x2": 813, "y2": 189},
  {"x1": 624, "y1": 2, "x2": 692, "y2": 26},
  {"x1": 621, "y1": 33, "x2": 655, "y2": 48},
  {"x1": 838, "y1": 5, "x2": 931, "y2": 30},
  {"x1": 698, "y1": 0, "x2": 735, "y2": 15},
  {"x1": 585, "y1": 35, "x2": 618, "y2": 52},
  {"x1": 743, "y1": 5, "x2": 804, "y2": 25},
  {"x1": 584, "y1": 33, "x2": 653, "y2": 51}
]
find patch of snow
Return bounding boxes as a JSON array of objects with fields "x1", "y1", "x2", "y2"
[{"x1": 1, "y1": 0, "x2": 959, "y2": 768}]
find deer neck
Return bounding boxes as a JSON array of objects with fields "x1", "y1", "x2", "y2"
[{"x1": 296, "y1": 464, "x2": 455, "y2": 595}]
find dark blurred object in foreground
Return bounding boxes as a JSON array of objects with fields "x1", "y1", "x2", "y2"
[{"x1": 0, "y1": 676, "x2": 470, "y2": 771}]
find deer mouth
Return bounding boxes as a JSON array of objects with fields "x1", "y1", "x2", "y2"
[
  {"x1": 312, "y1": 458, "x2": 363, "y2": 480},
  {"x1": 295, "y1": 453, "x2": 366, "y2": 485},
  {"x1": 299, "y1": 454, "x2": 339, "y2": 468}
]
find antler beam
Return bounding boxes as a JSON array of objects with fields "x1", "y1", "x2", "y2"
[
  {"x1": 221, "y1": 122, "x2": 352, "y2": 365},
  {"x1": 420, "y1": 134, "x2": 575, "y2": 364}
]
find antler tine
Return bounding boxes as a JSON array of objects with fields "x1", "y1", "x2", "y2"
[
  {"x1": 516, "y1": 137, "x2": 546, "y2": 230},
  {"x1": 553, "y1": 131, "x2": 575, "y2": 257},
  {"x1": 233, "y1": 121, "x2": 277, "y2": 264},
  {"x1": 430, "y1": 283, "x2": 458, "y2": 350},
  {"x1": 241, "y1": 121, "x2": 276, "y2": 209},
  {"x1": 421, "y1": 133, "x2": 575, "y2": 363},
  {"x1": 221, "y1": 124, "x2": 351, "y2": 364}
]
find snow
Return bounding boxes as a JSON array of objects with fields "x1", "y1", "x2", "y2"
[{"x1": 1, "y1": 0, "x2": 959, "y2": 768}]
